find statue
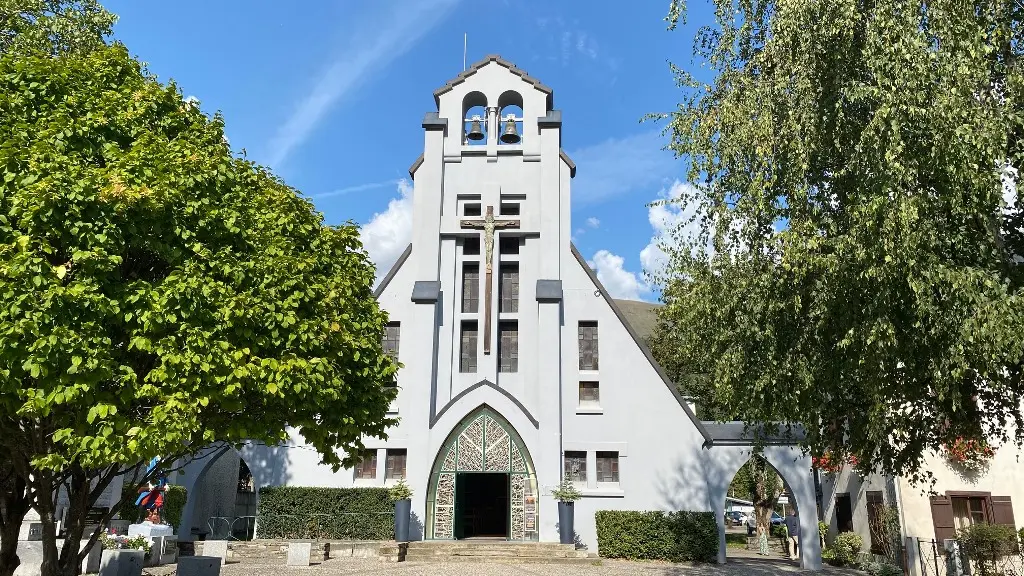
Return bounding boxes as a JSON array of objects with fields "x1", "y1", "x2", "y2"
[{"x1": 134, "y1": 457, "x2": 168, "y2": 524}]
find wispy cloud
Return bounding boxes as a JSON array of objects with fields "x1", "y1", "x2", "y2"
[
  {"x1": 310, "y1": 179, "x2": 400, "y2": 200},
  {"x1": 568, "y1": 130, "x2": 680, "y2": 205},
  {"x1": 265, "y1": 0, "x2": 460, "y2": 168}
]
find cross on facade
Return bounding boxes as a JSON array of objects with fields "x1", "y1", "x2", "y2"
[{"x1": 461, "y1": 205, "x2": 520, "y2": 354}]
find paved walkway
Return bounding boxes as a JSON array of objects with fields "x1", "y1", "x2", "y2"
[{"x1": 146, "y1": 557, "x2": 855, "y2": 576}]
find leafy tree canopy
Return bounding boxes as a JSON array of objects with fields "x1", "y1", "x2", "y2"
[
  {"x1": 0, "y1": 43, "x2": 398, "y2": 474},
  {"x1": 652, "y1": 0, "x2": 1024, "y2": 483},
  {"x1": 0, "y1": 0, "x2": 115, "y2": 57}
]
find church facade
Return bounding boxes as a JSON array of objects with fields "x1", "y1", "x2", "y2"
[{"x1": 176, "y1": 56, "x2": 823, "y2": 568}]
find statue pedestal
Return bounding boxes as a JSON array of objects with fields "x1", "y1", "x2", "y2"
[{"x1": 127, "y1": 522, "x2": 176, "y2": 566}]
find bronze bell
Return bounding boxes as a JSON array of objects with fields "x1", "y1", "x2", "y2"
[
  {"x1": 500, "y1": 116, "x2": 521, "y2": 144},
  {"x1": 466, "y1": 115, "x2": 485, "y2": 141}
]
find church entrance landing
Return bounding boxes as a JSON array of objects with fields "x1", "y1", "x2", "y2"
[{"x1": 426, "y1": 406, "x2": 538, "y2": 541}]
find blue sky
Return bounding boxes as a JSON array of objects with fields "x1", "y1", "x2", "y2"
[{"x1": 103, "y1": 0, "x2": 715, "y2": 301}]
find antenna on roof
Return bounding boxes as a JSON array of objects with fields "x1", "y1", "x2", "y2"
[{"x1": 463, "y1": 33, "x2": 467, "y2": 71}]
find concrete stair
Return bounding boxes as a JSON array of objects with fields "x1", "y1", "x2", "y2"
[{"x1": 398, "y1": 541, "x2": 600, "y2": 565}]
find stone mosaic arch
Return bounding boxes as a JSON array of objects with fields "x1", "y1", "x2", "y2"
[{"x1": 425, "y1": 405, "x2": 538, "y2": 540}]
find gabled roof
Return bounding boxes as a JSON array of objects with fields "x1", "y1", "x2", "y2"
[
  {"x1": 433, "y1": 55, "x2": 554, "y2": 109},
  {"x1": 570, "y1": 244, "x2": 711, "y2": 444}
]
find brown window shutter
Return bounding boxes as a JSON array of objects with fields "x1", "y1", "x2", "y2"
[
  {"x1": 930, "y1": 495, "x2": 955, "y2": 542},
  {"x1": 991, "y1": 496, "x2": 1015, "y2": 527}
]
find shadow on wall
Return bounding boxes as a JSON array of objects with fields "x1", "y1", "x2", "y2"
[
  {"x1": 409, "y1": 512, "x2": 423, "y2": 542},
  {"x1": 655, "y1": 441, "x2": 719, "y2": 512}
]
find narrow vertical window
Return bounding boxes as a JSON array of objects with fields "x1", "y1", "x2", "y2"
[
  {"x1": 500, "y1": 263, "x2": 519, "y2": 313},
  {"x1": 354, "y1": 450, "x2": 377, "y2": 479},
  {"x1": 460, "y1": 321, "x2": 478, "y2": 373},
  {"x1": 382, "y1": 322, "x2": 400, "y2": 388},
  {"x1": 499, "y1": 321, "x2": 518, "y2": 373},
  {"x1": 596, "y1": 451, "x2": 619, "y2": 483},
  {"x1": 462, "y1": 263, "x2": 480, "y2": 313},
  {"x1": 578, "y1": 321, "x2": 599, "y2": 371},
  {"x1": 385, "y1": 449, "x2": 407, "y2": 480},
  {"x1": 564, "y1": 451, "x2": 587, "y2": 484}
]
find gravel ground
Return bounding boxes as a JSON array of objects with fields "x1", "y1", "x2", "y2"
[{"x1": 143, "y1": 556, "x2": 856, "y2": 576}]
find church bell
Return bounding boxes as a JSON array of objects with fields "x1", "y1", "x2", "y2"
[
  {"x1": 466, "y1": 115, "x2": 485, "y2": 141},
  {"x1": 500, "y1": 116, "x2": 521, "y2": 144}
]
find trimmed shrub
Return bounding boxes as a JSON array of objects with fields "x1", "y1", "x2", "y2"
[
  {"x1": 770, "y1": 524, "x2": 788, "y2": 539},
  {"x1": 832, "y1": 532, "x2": 864, "y2": 566},
  {"x1": 595, "y1": 510, "x2": 717, "y2": 563},
  {"x1": 863, "y1": 561, "x2": 903, "y2": 576},
  {"x1": 256, "y1": 486, "x2": 394, "y2": 540}
]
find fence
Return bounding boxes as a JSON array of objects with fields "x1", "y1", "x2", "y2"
[
  {"x1": 914, "y1": 538, "x2": 1024, "y2": 576},
  {"x1": 207, "y1": 516, "x2": 257, "y2": 541}
]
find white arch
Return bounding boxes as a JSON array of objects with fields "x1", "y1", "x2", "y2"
[{"x1": 703, "y1": 444, "x2": 823, "y2": 570}]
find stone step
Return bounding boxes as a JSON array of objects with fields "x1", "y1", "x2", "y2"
[
  {"x1": 401, "y1": 555, "x2": 602, "y2": 566},
  {"x1": 405, "y1": 549, "x2": 587, "y2": 559},
  {"x1": 406, "y1": 542, "x2": 576, "y2": 551}
]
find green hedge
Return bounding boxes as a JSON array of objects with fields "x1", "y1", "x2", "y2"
[
  {"x1": 256, "y1": 486, "x2": 394, "y2": 540},
  {"x1": 595, "y1": 510, "x2": 718, "y2": 562}
]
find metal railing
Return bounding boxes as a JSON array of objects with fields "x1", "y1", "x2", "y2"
[
  {"x1": 916, "y1": 538, "x2": 1024, "y2": 576},
  {"x1": 207, "y1": 516, "x2": 257, "y2": 541}
]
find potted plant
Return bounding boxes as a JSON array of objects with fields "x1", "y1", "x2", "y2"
[
  {"x1": 98, "y1": 531, "x2": 151, "y2": 576},
  {"x1": 389, "y1": 479, "x2": 413, "y2": 542},
  {"x1": 551, "y1": 475, "x2": 582, "y2": 545},
  {"x1": 943, "y1": 437, "x2": 995, "y2": 474}
]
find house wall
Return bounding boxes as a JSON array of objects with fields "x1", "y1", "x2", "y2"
[
  {"x1": 898, "y1": 442, "x2": 1024, "y2": 542},
  {"x1": 820, "y1": 470, "x2": 892, "y2": 547}
]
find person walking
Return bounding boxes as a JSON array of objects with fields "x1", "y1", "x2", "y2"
[{"x1": 784, "y1": 509, "x2": 801, "y2": 561}]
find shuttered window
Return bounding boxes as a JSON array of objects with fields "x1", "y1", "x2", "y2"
[
  {"x1": 930, "y1": 495, "x2": 957, "y2": 543},
  {"x1": 460, "y1": 321, "x2": 478, "y2": 373},
  {"x1": 385, "y1": 449, "x2": 407, "y2": 480},
  {"x1": 991, "y1": 496, "x2": 1016, "y2": 527},
  {"x1": 500, "y1": 263, "x2": 519, "y2": 313},
  {"x1": 596, "y1": 451, "x2": 619, "y2": 483},
  {"x1": 462, "y1": 263, "x2": 480, "y2": 313},
  {"x1": 578, "y1": 322, "x2": 599, "y2": 371},
  {"x1": 354, "y1": 450, "x2": 377, "y2": 480},
  {"x1": 499, "y1": 321, "x2": 518, "y2": 373}
]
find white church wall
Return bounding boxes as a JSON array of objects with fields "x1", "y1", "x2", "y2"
[{"x1": 558, "y1": 253, "x2": 713, "y2": 550}]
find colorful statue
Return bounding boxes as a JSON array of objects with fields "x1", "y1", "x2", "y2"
[{"x1": 134, "y1": 457, "x2": 167, "y2": 524}]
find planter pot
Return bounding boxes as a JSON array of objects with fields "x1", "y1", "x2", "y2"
[
  {"x1": 98, "y1": 549, "x2": 145, "y2": 576},
  {"x1": 394, "y1": 499, "x2": 412, "y2": 542},
  {"x1": 558, "y1": 501, "x2": 575, "y2": 545}
]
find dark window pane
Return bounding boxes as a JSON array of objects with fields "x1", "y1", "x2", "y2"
[
  {"x1": 385, "y1": 449, "x2": 407, "y2": 480},
  {"x1": 463, "y1": 237, "x2": 480, "y2": 256},
  {"x1": 499, "y1": 235, "x2": 519, "y2": 254},
  {"x1": 578, "y1": 322, "x2": 599, "y2": 371},
  {"x1": 462, "y1": 263, "x2": 480, "y2": 313},
  {"x1": 500, "y1": 202, "x2": 520, "y2": 216},
  {"x1": 500, "y1": 264, "x2": 519, "y2": 313},
  {"x1": 596, "y1": 451, "x2": 618, "y2": 483},
  {"x1": 460, "y1": 322, "x2": 478, "y2": 373},
  {"x1": 464, "y1": 203, "x2": 481, "y2": 216},
  {"x1": 499, "y1": 321, "x2": 518, "y2": 373},
  {"x1": 564, "y1": 451, "x2": 587, "y2": 483},
  {"x1": 354, "y1": 450, "x2": 377, "y2": 479},
  {"x1": 579, "y1": 382, "x2": 599, "y2": 404}
]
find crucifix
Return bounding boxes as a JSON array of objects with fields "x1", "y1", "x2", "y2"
[{"x1": 461, "y1": 205, "x2": 520, "y2": 354}]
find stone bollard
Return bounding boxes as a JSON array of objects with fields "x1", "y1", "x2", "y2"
[
  {"x1": 287, "y1": 542, "x2": 312, "y2": 567},
  {"x1": 202, "y1": 540, "x2": 228, "y2": 565},
  {"x1": 177, "y1": 556, "x2": 222, "y2": 576}
]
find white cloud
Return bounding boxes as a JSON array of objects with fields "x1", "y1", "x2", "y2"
[
  {"x1": 266, "y1": 0, "x2": 459, "y2": 168},
  {"x1": 588, "y1": 250, "x2": 649, "y2": 301},
  {"x1": 639, "y1": 180, "x2": 707, "y2": 279},
  {"x1": 586, "y1": 217, "x2": 600, "y2": 228},
  {"x1": 361, "y1": 180, "x2": 414, "y2": 285},
  {"x1": 568, "y1": 131, "x2": 678, "y2": 205},
  {"x1": 311, "y1": 179, "x2": 399, "y2": 200}
]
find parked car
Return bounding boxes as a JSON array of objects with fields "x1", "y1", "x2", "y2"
[
  {"x1": 745, "y1": 512, "x2": 785, "y2": 535},
  {"x1": 725, "y1": 511, "x2": 748, "y2": 526}
]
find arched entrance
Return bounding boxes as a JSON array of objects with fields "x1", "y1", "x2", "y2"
[{"x1": 425, "y1": 406, "x2": 538, "y2": 541}]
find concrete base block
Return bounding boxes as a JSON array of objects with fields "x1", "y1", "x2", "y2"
[
  {"x1": 202, "y1": 540, "x2": 228, "y2": 564},
  {"x1": 286, "y1": 542, "x2": 312, "y2": 567},
  {"x1": 177, "y1": 556, "x2": 222, "y2": 576},
  {"x1": 98, "y1": 549, "x2": 145, "y2": 576}
]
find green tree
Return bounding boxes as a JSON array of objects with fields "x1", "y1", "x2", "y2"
[
  {"x1": 729, "y1": 456, "x2": 783, "y2": 539},
  {"x1": 651, "y1": 0, "x2": 1024, "y2": 482},
  {"x1": 0, "y1": 44, "x2": 397, "y2": 576},
  {"x1": 0, "y1": 0, "x2": 115, "y2": 57}
]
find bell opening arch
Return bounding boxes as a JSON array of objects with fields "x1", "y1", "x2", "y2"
[{"x1": 424, "y1": 405, "x2": 538, "y2": 541}]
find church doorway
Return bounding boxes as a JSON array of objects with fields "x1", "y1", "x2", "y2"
[
  {"x1": 454, "y1": 473, "x2": 509, "y2": 538},
  {"x1": 426, "y1": 406, "x2": 538, "y2": 541}
]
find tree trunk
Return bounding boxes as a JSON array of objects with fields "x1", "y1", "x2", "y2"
[
  {"x1": 0, "y1": 468, "x2": 32, "y2": 576},
  {"x1": 34, "y1": 472, "x2": 61, "y2": 576},
  {"x1": 0, "y1": 517, "x2": 23, "y2": 576}
]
